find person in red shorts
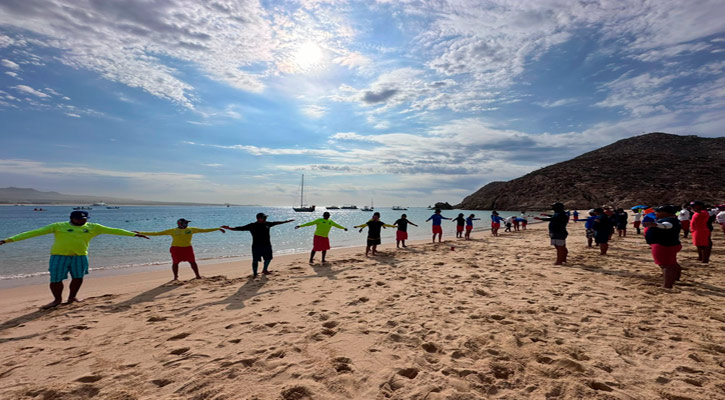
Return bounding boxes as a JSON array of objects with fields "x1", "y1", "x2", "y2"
[
  {"x1": 464, "y1": 214, "x2": 480, "y2": 239},
  {"x1": 295, "y1": 212, "x2": 348, "y2": 264},
  {"x1": 677, "y1": 205, "x2": 691, "y2": 238},
  {"x1": 490, "y1": 211, "x2": 503, "y2": 236},
  {"x1": 689, "y1": 201, "x2": 711, "y2": 263},
  {"x1": 453, "y1": 213, "x2": 466, "y2": 238},
  {"x1": 139, "y1": 218, "x2": 225, "y2": 280},
  {"x1": 426, "y1": 209, "x2": 451, "y2": 243},
  {"x1": 643, "y1": 205, "x2": 682, "y2": 288},
  {"x1": 393, "y1": 214, "x2": 418, "y2": 248}
]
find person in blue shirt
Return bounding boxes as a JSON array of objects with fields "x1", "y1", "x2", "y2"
[
  {"x1": 572, "y1": 210, "x2": 579, "y2": 222},
  {"x1": 490, "y1": 211, "x2": 504, "y2": 236},
  {"x1": 464, "y1": 214, "x2": 480, "y2": 240},
  {"x1": 584, "y1": 209, "x2": 597, "y2": 248},
  {"x1": 426, "y1": 209, "x2": 451, "y2": 243}
]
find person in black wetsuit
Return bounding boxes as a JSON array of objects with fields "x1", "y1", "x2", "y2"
[
  {"x1": 355, "y1": 212, "x2": 395, "y2": 257},
  {"x1": 535, "y1": 202, "x2": 569, "y2": 265},
  {"x1": 393, "y1": 214, "x2": 418, "y2": 248},
  {"x1": 615, "y1": 208, "x2": 628, "y2": 237},
  {"x1": 453, "y1": 213, "x2": 466, "y2": 238},
  {"x1": 643, "y1": 205, "x2": 682, "y2": 288},
  {"x1": 222, "y1": 213, "x2": 294, "y2": 278}
]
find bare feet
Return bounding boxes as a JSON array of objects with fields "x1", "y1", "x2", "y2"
[
  {"x1": 172, "y1": 277, "x2": 179, "y2": 281},
  {"x1": 65, "y1": 297, "x2": 83, "y2": 305},
  {"x1": 194, "y1": 275, "x2": 203, "y2": 279},
  {"x1": 41, "y1": 300, "x2": 62, "y2": 310},
  {"x1": 262, "y1": 270, "x2": 272, "y2": 275}
]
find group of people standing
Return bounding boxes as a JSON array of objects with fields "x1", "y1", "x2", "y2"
[{"x1": 542, "y1": 201, "x2": 723, "y2": 289}]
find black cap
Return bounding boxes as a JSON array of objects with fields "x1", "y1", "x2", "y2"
[
  {"x1": 655, "y1": 205, "x2": 678, "y2": 214},
  {"x1": 552, "y1": 202, "x2": 565, "y2": 211},
  {"x1": 70, "y1": 210, "x2": 89, "y2": 219},
  {"x1": 177, "y1": 218, "x2": 190, "y2": 224},
  {"x1": 256, "y1": 213, "x2": 267, "y2": 219},
  {"x1": 689, "y1": 200, "x2": 705, "y2": 207}
]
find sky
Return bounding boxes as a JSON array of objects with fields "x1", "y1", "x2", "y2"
[{"x1": 0, "y1": 0, "x2": 723, "y2": 206}]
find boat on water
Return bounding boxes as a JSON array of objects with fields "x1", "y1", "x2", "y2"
[
  {"x1": 392, "y1": 206, "x2": 408, "y2": 210},
  {"x1": 361, "y1": 199, "x2": 374, "y2": 212},
  {"x1": 91, "y1": 201, "x2": 107, "y2": 207},
  {"x1": 73, "y1": 206, "x2": 92, "y2": 210},
  {"x1": 106, "y1": 206, "x2": 120, "y2": 209},
  {"x1": 326, "y1": 206, "x2": 340, "y2": 210},
  {"x1": 340, "y1": 205, "x2": 358, "y2": 210},
  {"x1": 33, "y1": 208, "x2": 46, "y2": 211},
  {"x1": 292, "y1": 174, "x2": 316, "y2": 212}
]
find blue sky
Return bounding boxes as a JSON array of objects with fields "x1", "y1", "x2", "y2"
[{"x1": 0, "y1": 0, "x2": 723, "y2": 206}]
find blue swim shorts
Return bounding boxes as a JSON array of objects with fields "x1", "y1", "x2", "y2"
[{"x1": 49, "y1": 255, "x2": 89, "y2": 283}]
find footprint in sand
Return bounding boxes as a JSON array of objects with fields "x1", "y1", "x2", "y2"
[{"x1": 167, "y1": 332, "x2": 190, "y2": 341}]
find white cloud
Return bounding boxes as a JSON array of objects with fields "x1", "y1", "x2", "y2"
[
  {"x1": 0, "y1": 34, "x2": 13, "y2": 47},
  {"x1": 65, "y1": 113, "x2": 81, "y2": 118},
  {"x1": 201, "y1": 163, "x2": 223, "y2": 167},
  {"x1": 4, "y1": 71, "x2": 19, "y2": 78},
  {"x1": 536, "y1": 98, "x2": 578, "y2": 108},
  {"x1": 1, "y1": 59, "x2": 20, "y2": 70},
  {"x1": 301, "y1": 105, "x2": 327, "y2": 119},
  {"x1": 11, "y1": 85, "x2": 49, "y2": 98}
]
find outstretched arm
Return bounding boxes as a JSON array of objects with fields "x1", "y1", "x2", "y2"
[
  {"x1": 2, "y1": 224, "x2": 56, "y2": 244},
  {"x1": 137, "y1": 228, "x2": 175, "y2": 236},
  {"x1": 295, "y1": 220, "x2": 317, "y2": 229},
  {"x1": 190, "y1": 227, "x2": 226, "y2": 234},
  {"x1": 96, "y1": 225, "x2": 139, "y2": 237},
  {"x1": 222, "y1": 223, "x2": 253, "y2": 231},
  {"x1": 270, "y1": 219, "x2": 295, "y2": 227},
  {"x1": 331, "y1": 221, "x2": 347, "y2": 230},
  {"x1": 383, "y1": 224, "x2": 396, "y2": 228}
]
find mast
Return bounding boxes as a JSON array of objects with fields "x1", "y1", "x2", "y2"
[{"x1": 300, "y1": 174, "x2": 304, "y2": 207}]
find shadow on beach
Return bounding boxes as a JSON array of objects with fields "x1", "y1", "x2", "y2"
[{"x1": 106, "y1": 282, "x2": 181, "y2": 312}]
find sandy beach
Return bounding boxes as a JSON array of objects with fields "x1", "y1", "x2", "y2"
[{"x1": 1, "y1": 222, "x2": 723, "y2": 400}]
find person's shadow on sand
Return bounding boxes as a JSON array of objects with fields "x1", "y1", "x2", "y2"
[
  {"x1": 293, "y1": 263, "x2": 356, "y2": 280},
  {"x1": 187, "y1": 276, "x2": 286, "y2": 312},
  {"x1": 106, "y1": 282, "x2": 181, "y2": 313}
]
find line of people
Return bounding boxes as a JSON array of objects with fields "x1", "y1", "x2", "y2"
[{"x1": 539, "y1": 200, "x2": 722, "y2": 289}]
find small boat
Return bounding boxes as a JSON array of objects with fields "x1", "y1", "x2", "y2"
[
  {"x1": 33, "y1": 208, "x2": 46, "y2": 211},
  {"x1": 91, "y1": 201, "x2": 107, "y2": 207},
  {"x1": 341, "y1": 205, "x2": 358, "y2": 210},
  {"x1": 106, "y1": 206, "x2": 120, "y2": 209},
  {"x1": 392, "y1": 206, "x2": 408, "y2": 210},
  {"x1": 326, "y1": 206, "x2": 340, "y2": 210},
  {"x1": 293, "y1": 174, "x2": 316, "y2": 212},
  {"x1": 73, "y1": 206, "x2": 92, "y2": 210},
  {"x1": 361, "y1": 199, "x2": 374, "y2": 212}
]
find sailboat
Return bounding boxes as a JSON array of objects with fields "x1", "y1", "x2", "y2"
[
  {"x1": 293, "y1": 174, "x2": 315, "y2": 212},
  {"x1": 361, "y1": 199, "x2": 374, "y2": 212}
]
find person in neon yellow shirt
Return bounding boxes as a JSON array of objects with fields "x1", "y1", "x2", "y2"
[
  {"x1": 294, "y1": 212, "x2": 347, "y2": 264},
  {"x1": 0, "y1": 211, "x2": 150, "y2": 309},
  {"x1": 138, "y1": 218, "x2": 225, "y2": 280}
]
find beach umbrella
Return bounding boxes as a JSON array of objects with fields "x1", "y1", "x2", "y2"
[{"x1": 631, "y1": 205, "x2": 648, "y2": 210}]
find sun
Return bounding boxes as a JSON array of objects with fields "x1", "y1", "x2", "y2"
[{"x1": 293, "y1": 41, "x2": 324, "y2": 72}]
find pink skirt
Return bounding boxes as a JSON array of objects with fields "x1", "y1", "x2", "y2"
[{"x1": 312, "y1": 235, "x2": 330, "y2": 251}]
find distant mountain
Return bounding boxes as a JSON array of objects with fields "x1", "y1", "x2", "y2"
[
  {"x1": 0, "y1": 187, "x2": 231, "y2": 206},
  {"x1": 456, "y1": 133, "x2": 725, "y2": 211}
]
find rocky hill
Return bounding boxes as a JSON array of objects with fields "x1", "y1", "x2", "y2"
[{"x1": 456, "y1": 133, "x2": 725, "y2": 210}]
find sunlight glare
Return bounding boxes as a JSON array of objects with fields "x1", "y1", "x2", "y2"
[{"x1": 293, "y1": 41, "x2": 324, "y2": 72}]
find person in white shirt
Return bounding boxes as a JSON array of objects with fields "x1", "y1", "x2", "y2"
[
  {"x1": 633, "y1": 210, "x2": 642, "y2": 234},
  {"x1": 677, "y1": 205, "x2": 691, "y2": 238},
  {"x1": 716, "y1": 205, "x2": 725, "y2": 234}
]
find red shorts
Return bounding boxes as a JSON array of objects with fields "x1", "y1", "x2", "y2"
[
  {"x1": 456, "y1": 225, "x2": 464, "y2": 232},
  {"x1": 312, "y1": 235, "x2": 330, "y2": 251},
  {"x1": 679, "y1": 220, "x2": 690, "y2": 230},
  {"x1": 691, "y1": 230, "x2": 710, "y2": 247},
  {"x1": 432, "y1": 225, "x2": 443, "y2": 234},
  {"x1": 633, "y1": 221, "x2": 641, "y2": 228},
  {"x1": 521, "y1": 221, "x2": 527, "y2": 226},
  {"x1": 491, "y1": 222, "x2": 500, "y2": 229},
  {"x1": 396, "y1": 231, "x2": 408, "y2": 241},
  {"x1": 465, "y1": 225, "x2": 473, "y2": 231},
  {"x1": 651, "y1": 244, "x2": 681, "y2": 266},
  {"x1": 170, "y1": 246, "x2": 196, "y2": 263}
]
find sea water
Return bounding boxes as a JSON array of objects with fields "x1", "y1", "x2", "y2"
[{"x1": 0, "y1": 206, "x2": 523, "y2": 284}]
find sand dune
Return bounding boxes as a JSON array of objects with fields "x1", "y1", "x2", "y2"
[{"x1": 1, "y1": 223, "x2": 723, "y2": 399}]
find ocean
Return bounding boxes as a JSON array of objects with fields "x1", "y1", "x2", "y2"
[{"x1": 0, "y1": 205, "x2": 523, "y2": 285}]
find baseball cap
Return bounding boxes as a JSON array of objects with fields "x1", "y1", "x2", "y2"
[
  {"x1": 256, "y1": 213, "x2": 268, "y2": 219},
  {"x1": 70, "y1": 210, "x2": 89, "y2": 219},
  {"x1": 655, "y1": 205, "x2": 678, "y2": 214},
  {"x1": 177, "y1": 218, "x2": 191, "y2": 224},
  {"x1": 689, "y1": 200, "x2": 705, "y2": 207}
]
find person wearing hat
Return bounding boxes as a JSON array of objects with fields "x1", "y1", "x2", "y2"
[
  {"x1": 295, "y1": 212, "x2": 347, "y2": 264},
  {"x1": 689, "y1": 201, "x2": 712, "y2": 263},
  {"x1": 534, "y1": 202, "x2": 569, "y2": 265},
  {"x1": 0, "y1": 211, "x2": 150, "y2": 309},
  {"x1": 643, "y1": 205, "x2": 682, "y2": 288},
  {"x1": 138, "y1": 219, "x2": 225, "y2": 280},
  {"x1": 223, "y1": 213, "x2": 294, "y2": 278}
]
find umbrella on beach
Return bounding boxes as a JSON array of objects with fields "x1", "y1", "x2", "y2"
[{"x1": 631, "y1": 205, "x2": 648, "y2": 210}]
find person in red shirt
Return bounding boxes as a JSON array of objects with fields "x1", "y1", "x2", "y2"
[{"x1": 689, "y1": 201, "x2": 711, "y2": 263}]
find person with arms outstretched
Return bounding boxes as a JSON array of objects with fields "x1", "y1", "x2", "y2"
[
  {"x1": 426, "y1": 209, "x2": 451, "y2": 243},
  {"x1": 535, "y1": 203, "x2": 569, "y2": 265},
  {"x1": 139, "y1": 218, "x2": 225, "y2": 280},
  {"x1": 490, "y1": 211, "x2": 503, "y2": 236},
  {"x1": 453, "y1": 213, "x2": 466, "y2": 238},
  {"x1": 355, "y1": 212, "x2": 396, "y2": 257},
  {"x1": 223, "y1": 213, "x2": 294, "y2": 278},
  {"x1": 0, "y1": 211, "x2": 149, "y2": 309},
  {"x1": 393, "y1": 214, "x2": 418, "y2": 248},
  {"x1": 295, "y1": 212, "x2": 347, "y2": 264},
  {"x1": 464, "y1": 214, "x2": 480, "y2": 240}
]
